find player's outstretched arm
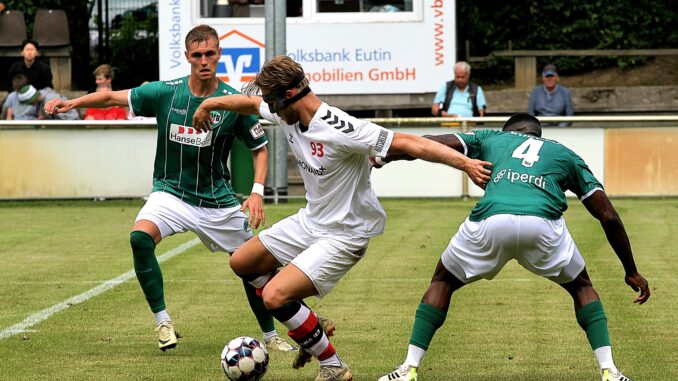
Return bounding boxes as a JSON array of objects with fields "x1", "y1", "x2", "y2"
[
  {"x1": 44, "y1": 90, "x2": 129, "y2": 115},
  {"x1": 582, "y1": 190, "x2": 650, "y2": 304},
  {"x1": 193, "y1": 95, "x2": 262, "y2": 132},
  {"x1": 375, "y1": 134, "x2": 464, "y2": 166},
  {"x1": 387, "y1": 132, "x2": 492, "y2": 188},
  {"x1": 241, "y1": 145, "x2": 268, "y2": 229}
]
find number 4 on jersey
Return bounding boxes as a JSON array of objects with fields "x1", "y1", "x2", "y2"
[{"x1": 512, "y1": 138, "x2": 544, "y2": 167}]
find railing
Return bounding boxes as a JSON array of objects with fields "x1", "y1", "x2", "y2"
[
  {"x1": 2, "y1": 115, "x2": 678, "y2": 200},
  {"x1": 467, "y1": 48, "x2": 678, "y2": 90}
]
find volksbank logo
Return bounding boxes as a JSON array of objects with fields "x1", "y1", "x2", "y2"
[
  {"x1": 169, "y1": 124, "x2": 213, "y2": 147},
  {"x1": 493, "y1": 168, "x2": 547, "y2": 189},
  {"x1": 218, "y1": 30, "x2": 265, "y2": 84}
]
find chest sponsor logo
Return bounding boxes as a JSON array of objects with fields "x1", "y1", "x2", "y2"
[
  {"x1": 250, "y1": 122, "x2": 265, "y2": 139},
  {"x1": 169, "y1": 124, "x2": 213, "y2": 147},
  {"x1": 493, "y1": 168, "x2": 547, "y2": 189},
  {"x1": 296, "y1": 158, "x2": 326, "y2": 176}
]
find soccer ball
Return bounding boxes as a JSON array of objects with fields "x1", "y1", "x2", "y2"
[{"x1": 220, "y1": 336, "x2": 269, "y2": 381}]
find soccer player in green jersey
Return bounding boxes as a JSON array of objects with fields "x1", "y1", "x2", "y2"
[
  {"x1": 375, "y1": 113, "x2": 650, "y2": 381},
  {"x1": 44, "y1": 25, "x2": 296, "y2": 353}
]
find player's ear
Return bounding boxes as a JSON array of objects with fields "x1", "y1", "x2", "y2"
[{"x1": 183, "y1": 50, "x2": 190, "y2": 63}]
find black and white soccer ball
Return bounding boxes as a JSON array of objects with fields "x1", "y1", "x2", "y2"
[{"x1": 220, "y1": 336, "x2": 269, "y2": 381}]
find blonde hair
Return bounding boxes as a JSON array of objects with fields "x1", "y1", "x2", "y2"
[
  {"x1": 185, "y1": 24, "x2": 219, "y2": 50},
  {"x1": 93, "y1": 64, "x2": 114, "y2": 80},
  {"x1": 244, "y1": 55, "x2": 307, "y2": 95}
]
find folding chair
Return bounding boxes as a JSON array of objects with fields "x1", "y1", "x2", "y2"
[
  {"x1": 33, "y1": 9, "x2": 70, "y2": 47},
  {"x1": 0, "y1": 10, "x2": 28, "y2": 47}
]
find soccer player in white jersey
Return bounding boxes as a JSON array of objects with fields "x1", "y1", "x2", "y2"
[
  {"x1": 43, "y1": 25, "x2": 297, "y2": 353},
  {"x1": 191, "y1": 55, "x2": 492, "y2": 381},
  {"x1": 374, "y1": 114, "x2": 650, "y2": 381}
]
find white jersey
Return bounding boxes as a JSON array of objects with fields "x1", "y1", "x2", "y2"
[{"x1": 259, "y1": 101, "x2": 394, "y2": 238}]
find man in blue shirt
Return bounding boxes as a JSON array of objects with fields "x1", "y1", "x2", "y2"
[
  {"x1": 432, "y1": 61, "x2": 487, "y2": 118},
  {"x1": 528, "y1": 64, "x2": 574, "y2": 127}
]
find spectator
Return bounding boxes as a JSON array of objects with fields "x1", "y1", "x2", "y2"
[
  {"x1": 7, "y1": 83, "x2": 78, "y2": 120},
  {"x1": 3, "y1": 73, "x2": 28, "y2": 120},
  {"x1": 84, "y1": 65, "x2": 127, "y2": 120},
  {"x1": 7, "y1": 39, "x2": 54, "y2": 90},
  {"x1": 0, "y1": 2, "x2": 6, "y2": 13},
  {"x1": 7, "y1": 84, "x2": 42, "y2": 120},
  {"x1": 528, "y1": 64, "x2": 574, "y2": 127},
  {"x1": 432, "y1": 61, "x2": 486, "y2": 118}
]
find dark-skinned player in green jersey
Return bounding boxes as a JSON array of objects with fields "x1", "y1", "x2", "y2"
[
  {"x1": 44, "y1": 24, "x2": 296, "y2": 353},
  {"x1": 374, "y1": 113, "x2": 650, "y2": 381}
]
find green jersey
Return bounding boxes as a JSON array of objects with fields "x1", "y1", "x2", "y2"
[
  {"x1": 456, "y1": 130, "x2": 603, "y2": 221},
  {"x1": 130, "y1": 76, "x2": 267, "y2": 208}
]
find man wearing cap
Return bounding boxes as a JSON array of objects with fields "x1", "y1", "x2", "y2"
[
  {"x1": 6, "y1": 84, "x2": 42, "y2": 120},
  {"x1": 528, "y1": 63, "x2": 574, "y2": 127}
]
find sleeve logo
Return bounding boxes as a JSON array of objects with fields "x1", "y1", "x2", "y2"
[{"x1": 250, "y1": 122, "x2": 265, "y2": 139}]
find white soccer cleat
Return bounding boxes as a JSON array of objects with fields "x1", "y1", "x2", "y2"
[
  {"x1": 316, "y1": 361, "x2": 353, "y2": 381},
  {"x1": 602, "y1": 368, "x2": 632, "y2": 381},
  {"x1": 378, "y1": 364, "x2": 418, "y2": 381},
  {"x1": 265, "y1": 335, "x2": 298, "y2": 352},
  {"x1": 155, "y1": 320, "x2": 180, "y2": 351}
]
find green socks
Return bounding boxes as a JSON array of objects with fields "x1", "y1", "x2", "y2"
[
  {"x1": 575, "y1": 300, "x2": 611, "y2": 350},
  {"x1": 409, "y1": 303, "x2": 447, "y2": 350},
  {"x1": 130, "y1": 231, "x2": 165, "y2": 313},
  {"x1": 242, "y1": 279, "x2": 276, "y2": 333}
]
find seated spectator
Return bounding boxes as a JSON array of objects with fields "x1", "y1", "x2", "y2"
[
  {"x1": 7, "y1": 84, "x2": 42, "y2": 120},
  {"x1": 6, "y1": 84, "x2": 79, "y2": 120},
  {"x1": 528, "y1": 64, "x2": 574, "y2": 127},
  {"x1": 431, "y1": 61, "x2": 487, "y2": 118},
  {"x1": 8, "y1": 39, "x2": 54, "y2": 90},
  {"x1": 84, "y1": 65, "x2": 127, "y2": 120},
  {"x1": 3, "y1": 73, "x2": 29, "y2": 120}
]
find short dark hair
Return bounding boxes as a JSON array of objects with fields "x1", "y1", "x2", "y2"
[
  {"x1": 21, "y1": 39, "x2": 39, "y2": 51},
  {"x1": 185, "y1": 24, "x2": 219, "y2": 50},
  {"x1": 502, "y1": 113, "x2": 542, "y2": 137}
]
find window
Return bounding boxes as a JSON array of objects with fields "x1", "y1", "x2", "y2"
[
  {"x1": 317, "y1": 0, "x2": 412, "y2": 13},
  {"x1": 200, "y1": 0, "x2": 303, "y2": 18}
]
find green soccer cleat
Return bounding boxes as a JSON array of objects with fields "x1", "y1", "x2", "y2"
[
  {"x1": 378, "y1": 364, "x2": 418, "y2": 381},
  {"x1": 602, "y1": 369, "x2": 632, "y2": 381},
  {"x1": 155, "y1": 321, "x2": 180, "y2": 351},
  {"x1": 292, "y1": 316, "x2": 336, "y2": 369},
  {"x1": 265, "y1": 335, "x2": 298, "y2": 352},
  {"x1": 315, "y1": 362, "x2": 353, "y2": 381}
]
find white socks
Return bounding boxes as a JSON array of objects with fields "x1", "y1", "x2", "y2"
[
  {"x1": 594, "y1": 346, "x2": 618, "y2": 374},
  {"x1": 154, "y1": 310, "x2": 171, "y2": 326},
  {"x1": 405, "y1": 344, "x2": 426, "y2": 368}
]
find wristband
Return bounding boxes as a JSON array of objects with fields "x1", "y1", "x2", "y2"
[{"x1": 251, "y1": 183, "x2": 265, "y2": 197}]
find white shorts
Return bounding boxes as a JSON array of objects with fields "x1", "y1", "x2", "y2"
[
  {"x1": 441, "y1": 214, "x2": 585, "y2": 284},
  {"x1": 136, "y1": 191, "x2": 252, "y2": 253},
  {"x1": 258, "y1": 212, "x2": 369, "y2": 298}
]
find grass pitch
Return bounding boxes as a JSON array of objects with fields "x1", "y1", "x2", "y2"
[{"x1": 0, "y1": 198, "x2": 676, "y2": 381}]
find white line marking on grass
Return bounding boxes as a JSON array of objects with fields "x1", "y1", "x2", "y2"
[{"x1": 0, "y1": 238, "x2": 200, "y2": 340}]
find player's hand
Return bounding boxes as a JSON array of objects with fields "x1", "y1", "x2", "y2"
[
  {"x1": 192, "y1": 104, "x2": 212, "y2": 132},
  {"x1": 464, "y1": 159, "x2": 493, "y2": 189},
  {"x1": 44, "y1": 98, "x2": 71, "y2": 115},
  {"x1": 368, "y1": 156, "x2": 385, "y2": 169},
  {"x1": 625, "y1": 272, "x2": 650, "y2": 304},
  {"x1": 241, "y1": 193, "x2": 264, "y2": 229}
]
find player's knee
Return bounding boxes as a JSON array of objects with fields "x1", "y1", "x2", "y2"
[
  {"x1": 229, "y1": 249, "x2": 248, "y2": 276},
  {"x1": 130, "y1": 230, "x2": 155, "y2": 253},
  {"x1": 261, "y1": 285, "x2": 286, "y2": 310}
]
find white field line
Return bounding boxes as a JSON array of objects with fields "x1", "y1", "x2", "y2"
[{"x1": 0, "y1": 238, "x2": 200, "y2": 340}]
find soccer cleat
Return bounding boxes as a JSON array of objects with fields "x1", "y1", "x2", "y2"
[
  {"x1": 265, "y1": 335, "x2": 298, "y2": 352},
  {"x1": 378, "y1": 364, "x2": 418, "y2": 381},
  {"x1": 292, "y1": 316, "x2": 337, "y2": 369},
  {"x1": 602, "y1": 369, "x2": 632, "y2": 381},
  {"x1": 155, "y1": 321, "x2": 181, "y2": 351},
  {"x1": 315, "y1": 362, "x2": 353, "y2": 381}
]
